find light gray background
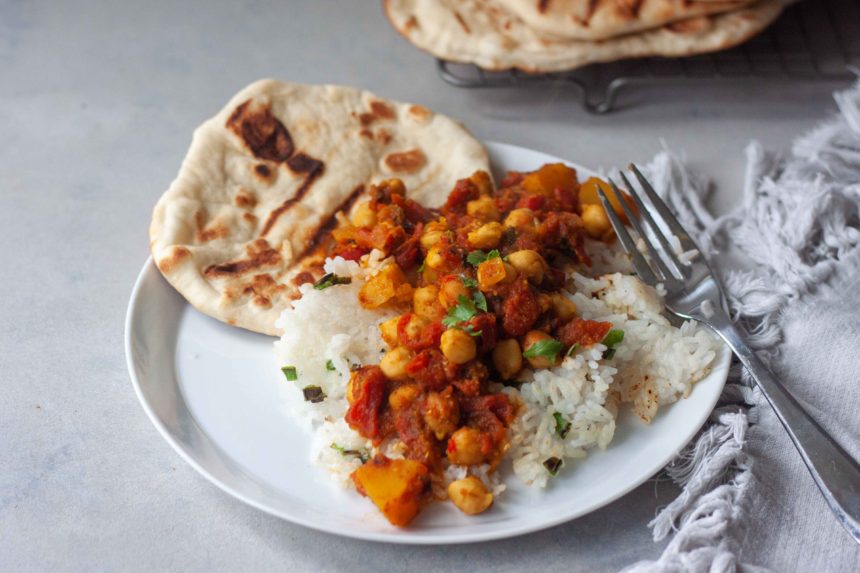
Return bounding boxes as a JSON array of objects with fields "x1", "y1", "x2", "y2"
[{"x1": 0, "y1": 1, "x2": 848, "y2": 571}]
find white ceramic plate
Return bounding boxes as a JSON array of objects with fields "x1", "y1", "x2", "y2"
[{"x1": 126, "y1": 141, "x2": 730, "y2": 544}]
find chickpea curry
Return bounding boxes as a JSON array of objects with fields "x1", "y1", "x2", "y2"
[{"x1": 308, "y1": 164, "x2": 633, "y2": 526}]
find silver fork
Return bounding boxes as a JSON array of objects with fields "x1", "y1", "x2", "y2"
[{"x1": 598, "y1": 164, "x2": 860, "y2": 544}]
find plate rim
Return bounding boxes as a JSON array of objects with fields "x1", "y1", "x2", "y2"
[{"x1": 126, "y1": 140, "x2": 730, "y2": 544}]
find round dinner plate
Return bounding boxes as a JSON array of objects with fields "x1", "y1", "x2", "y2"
[{"x1": 125, "y1": 141, "x2": 731, "y2": 544}]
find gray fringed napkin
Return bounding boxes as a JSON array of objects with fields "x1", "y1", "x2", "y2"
[{"x1": 622, "y1": 81, "x2": 860, "y2": 572}]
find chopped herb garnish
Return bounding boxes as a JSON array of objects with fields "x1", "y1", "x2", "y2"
[
  {"x1": 417, "y1": 260, "x2": 426, "y2": 273},
  {"x1": 325, "y1": 359, "x2": 336, "y2": 371},
  {"x1": 473, "y1": 291, "x2": 488, "y2": 312},
  {"x1": 602, "y1": 329, "x2": 625, "y2": 348},
  {"x1": 313, "y1": 272, "x2": 352, "y2": 290},
  {"x1": 466, "y1": 250, "x2": 487, "y2": 266},
  {"x1": 459, "y1": 323, "x2": 483, "y2": 337},
  {"x1": 302, "y1": 385, "x2": 326, "y2": 403},
  {"x1": 523, "y1": 338, "x2": 566, "y2": 362},
  {"x1": 460, "y1": 275, "x2": 478, "y2": 289},
  {"x1": 543, "y1": 457, "x2": 563, "y2": 476},
  {"x1": 553, "y1": 412, "x2": 571, "y2": 439},
  {"x1": 330, "y1": 443, "x2": 370, "y2": 463},
  {"x1": 442, "y1": 295, "x2": 478, "y2": 328},
  {"x1": 565, "y1": 343, "x2": 579, "y2": 357},
  {"x1": 466, "y1": 249, "x2": 501, "y2": 267},
  {"x1": 281, "y1": 366, "x2": 298, "y2": 381},
  {"x1": 601, "y1": 329, "x2": 624, "y2": 359}
]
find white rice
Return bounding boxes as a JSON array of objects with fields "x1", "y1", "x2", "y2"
[{"x1": 273, "y1": 243, "x2": 720, "y2": 491}]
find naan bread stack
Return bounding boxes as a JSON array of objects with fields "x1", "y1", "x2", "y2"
[
  {"x1": 384, "y1": 0, "x2": 794, "y2": 73},
  {"x1": 150, "y1": 80, "x2": 489, "y2": 335}
]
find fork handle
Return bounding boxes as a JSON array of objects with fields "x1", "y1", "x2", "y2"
[{"x1": 707, "y1": 312, "x2": 860, "y2": 544}]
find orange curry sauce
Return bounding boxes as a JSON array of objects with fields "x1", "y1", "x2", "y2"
[{"x1": 315, "y1": 164, "x2": 629, "y2": 526}]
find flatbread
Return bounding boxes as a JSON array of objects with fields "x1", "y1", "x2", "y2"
[
  {"x1": 495, "y1": 0, "x2": 756, "y2": 41},
  {"x1": 383, "y1": 0, "x2": 792, "y2": 73},
  {"x1": 150, "y1": 80, "x2": 489, "y2": 335}
]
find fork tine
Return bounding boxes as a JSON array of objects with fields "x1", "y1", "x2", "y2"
[
  {"x1": 608, "y1": 178, "x2": 674, "y2": 282},
  {"x1": 596, "y1": 188, "x2": 659, "y2": 286},
  {"x1": 628, "y1": 164, "x2": 699, "y2": 254},
  {"x1": 618, "y1": 171, "x2": 689, "y2": 279}
]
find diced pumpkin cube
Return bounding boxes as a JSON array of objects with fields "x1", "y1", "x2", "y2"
[
  {"x1": 477, "y1": 257, "x2": 506, "y2": 289},
  {"x1": 579, "y1": 177, "x2": 637, "y2": 224},
  {"x1": 359, "y1": 264, "x2": 412, "y2": 309},
  {"x1": 521, "y1": 163, "x2": 578, "y2": 196},
  {"x1": 352, "y1": 456, "x2": 430, "y2": 526}
]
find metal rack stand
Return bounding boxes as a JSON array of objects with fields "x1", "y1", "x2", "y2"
[{"x1": 438, "y1": 0, "x2": 860, "y2": 114}]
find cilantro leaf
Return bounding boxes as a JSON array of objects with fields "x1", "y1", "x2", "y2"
[
  {"x1": 466, "y1": 250, "x2": 488, "y2": 266},
  {"x1": 460, "y1": 275, "x2": 478, "y2": 289},
  {"x1": 313, "y1": 273, "x2": 352, "y2": 290},
  {"x1": 553, "y1": 412, "x2": 571, "y2": 439},
  {"x1": 302, "y1": 385, "x2": 326, "y2": 403},
  {"x1": 330, "y1": 443, "x2": 370, "y2": 464},
  {"x1": 601, "y1": 329, "x2": 624, "y2": 360},
  {"x1": 523, "y1": 338, "x2": 565, "y2": 361},
  {"x1": 543, "y1": 457, "x2": 563, "y2": 476},
  {"x1": 442, "y1": 295, "x2": 478, "y2": 328},
  {"x1": 602, "y1": 329, "x2": 625, "y2": 348},
  {"x1": 459, "y1": 323, "x2": 483, "y2": 337},
  {"x1": 473, "y1": 291, "x2": 488, "y2": 312}
]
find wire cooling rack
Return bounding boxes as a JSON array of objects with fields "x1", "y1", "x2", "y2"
[{"x1": 438, "y1": 0, "x2": 860, "y2": 113}]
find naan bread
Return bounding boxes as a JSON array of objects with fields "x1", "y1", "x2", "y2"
[
  {"x1": 150, "y1": 80, "x2": 489, "y2": 335},
  {"x1": 495, "y1": 0, "x2": 756, "y2": 41},
  {"x1": 384, "y1": 0, "x2": 791, "y2": 73}
]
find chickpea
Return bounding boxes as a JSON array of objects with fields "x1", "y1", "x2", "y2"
[
  {"x1": 388, "y1": 384, "x2": 420, "y2": 410},
  {"x1": 420, "y1": 220, "x2": 448, "y2": 250},
  {"x1": 537, "y1": 293, "x2": 552, "y2": 313},
  {"x1": 501, "y1": 262, "x2": 518, "y2": 284},
  {"x1": 413, "y1": 286, "x2": 444, "y2": 321},
  {"x1": 467, "y1": 222, "x2": 504, "y2": 250},
  {"x1": 522, "y1": 330, "x2": 561, "y2": 370},
  {"x1": 423, "y1": 391, "x2": 460, "y2": 440},
  {"x1": 351, "y1": 201, "x2": 376, "y2": 228},
  {"x1": 379, "y1": 316, "x2": 400, "y2": 347},
  {"x1": 447, "y1": 427, "x2": 488, "y2": 466},
  {"x1": 380, "y1": 347, "x2": 412, "y2": 380},
  {"x1": 469, "y1": 170, "x2": 494, "y2": 196},
  {"x1": 504, "y1": 208, "x2": 536, "y2": 230},
  {"x1": 550, "y1": 293, "x2": 577, "y2": 321},
  {"x1": 507, "y1": 250, "x2": 547, "y2": 284},
  {"x1": 492, "y1": 338, "x2": 522, "y2": 380},
  {"x1": 440, "y1": 329, "x2": 477, "y2": 365},
  {"x1": 401, "y1": 313, "x2": 431, "y2": 343},
  {"x1": 448, "y1": 476, "x2": 494, "y2": 515},
  {"x1": 466, "y1": 196, "x2": 500, "y2": 222},
  {"x1": 438, "y1": 276, "x2": 471, "y2": 309},
  {"x1": 581, "y1": 203, "x2": 612, "y2": 239},
  {"x1": 425, "y1": 246, "x2": 446, "y2": 270}
]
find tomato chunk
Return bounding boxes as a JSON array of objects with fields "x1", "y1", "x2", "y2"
[
  {"x1": 345, "y1": 366, "x2": 388, "y2": 439},
  {"x1": 557, "y1": 318, "x2": 612, "y2": 348},
  {"x1": 501, "y1": 280, "x2": 540, "y2": 337}
]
